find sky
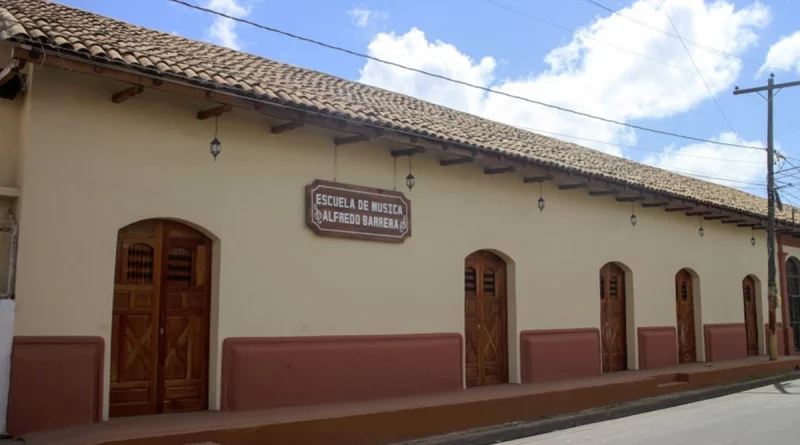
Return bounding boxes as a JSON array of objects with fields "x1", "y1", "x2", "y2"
[{"x1": 52, "y1": 0, "x2": 800, "y2": 201}]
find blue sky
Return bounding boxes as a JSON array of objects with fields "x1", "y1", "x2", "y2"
[{"x1": 53, "y1": 0, "x2": 800, "y2": 200}]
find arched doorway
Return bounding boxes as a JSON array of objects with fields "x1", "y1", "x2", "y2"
[
  {"x1": 464, "y1": 250, "x2": 508, "y2": 387},
  {"x1": 675, "y1": 269, "x2": 697, "y2": 363},
  {"x1": 110, "y1": 219, "x2": 212, "y2": 417},
  {"x1": 742, "y1": 276, "x2": 759, "y2": 356},
  {"x1": 599, "y1": 263, "x2": 627, "y2": 373},
  {"x1": 787, "y1": 258, "x2": 800, "y2": 352}
]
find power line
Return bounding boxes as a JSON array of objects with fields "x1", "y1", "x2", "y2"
[
  {"x1": 578, "y1": 0, "x2": 762, "y2": 68},
  {"x1": 513, "y1": 126, "x2": 764, "y2": 164},
  {"x1": 477, "y1": 0, "x2": 728, "y2": 84},
  {"x1": 21, "y1": 40, "x2": 770, "y2": 193},
  {"x1": 165, "y1": 0, "x2": 767, "y2": 151},
  {"x1": 657, "y1": 0, "x2": 737, "y2": 133},
  {"x1": 10, "y1": 25, "x2": 770, "y2": 168}
]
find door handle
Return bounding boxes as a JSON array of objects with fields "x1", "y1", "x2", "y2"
[{"x1": 159, "y1": 312, "x2": 165, "y2": 335}]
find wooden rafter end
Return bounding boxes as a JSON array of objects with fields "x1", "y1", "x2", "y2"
[{"x1": 197, "y1": 104, "x2": 233, "y2": 120}]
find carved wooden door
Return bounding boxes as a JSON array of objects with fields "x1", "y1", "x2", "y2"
[
  {"x1": 742, "y1": 276, "x2": 759, "y2": 356},
  {"x1": 111, "y1": 220, "x2": 211, "y2": 417},
  {"x1": 675, "y1": 269, "x2": 697, "y2": 363},
  {"x1": 600, "y1": 263, "x2": 627, "y2": 373},
  {"x1": 788, "y1": 259, "x2": 800, "y2": 353},
  {"x1": 464, "y1": 251, "x2": 508, "y2": 387}
]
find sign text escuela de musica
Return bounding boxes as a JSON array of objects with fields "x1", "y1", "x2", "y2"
[{"x1": 306, "y1": 180, "x2": 411, "y2": 243}]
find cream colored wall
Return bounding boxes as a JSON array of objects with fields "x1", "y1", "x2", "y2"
[{"x1": 12, "y1": 67, "x2": 770, "y2": 417}]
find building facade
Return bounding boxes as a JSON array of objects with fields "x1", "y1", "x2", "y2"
[{"x1": 0, "y1": 0, "x2": 798, "y2": 436}]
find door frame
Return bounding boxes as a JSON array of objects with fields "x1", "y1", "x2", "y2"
[
  {"x1": 742, "y1": 275, "x2": 760, "y2": 356},
  {"x1": 599, "y1": 262, "x2": 633, "y2": 373},
  {"x1": 109, "y1": 218, "x2": 214, "y2": 417},
  {"x1": 463, "y1": 249, "x2": 514, "y2": 387}
]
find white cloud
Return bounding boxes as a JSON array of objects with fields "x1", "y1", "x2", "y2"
[
  {"x1": 643, "y1": 132, "x2": 766, "y2": 189},
  {"x1": 205, "y1": 0, "x2": 251, "y2": 50},
  {"x1": 759, "y1": 30, "x2": 800, "y2": 76},
  {"x1": 357, "y1": 0, "x2": 769, "y2": 157},
  {"x1": 360, "y1": 28, "x2": 496, "y2": 115},
  {"x1": 347, "y1": 7, "x2": 389, "y2": 28}
]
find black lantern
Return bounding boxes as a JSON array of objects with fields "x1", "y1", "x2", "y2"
[
  {"x1": 751, "y1": 235, "x2": 756, "y2": 246},
  {"x1": 630, "y1": 202, "x2": 637, "y2": 227},
  {"x1": 406, "y1": 157, "x2": 415, "y2": 190},
  {"x1": 210, "y1": 116, "x2": 221, "y2": 160},
  {"x1": 699, "y1": 219, "x2": 704, "y2": 238},
  {"x1": 537, "y1": 182, "x2": 545, "y2": 212}
]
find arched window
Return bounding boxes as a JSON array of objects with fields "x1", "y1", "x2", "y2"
[
  {"x1": 126, "y1": 243, "x2": 154, "y2": 285},
  {"x1": 787, "y1": 258, "x2": 800, "y2": 296}
]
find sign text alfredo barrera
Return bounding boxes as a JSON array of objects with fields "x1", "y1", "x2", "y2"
[{"x1": 306, "y1": 180, "x2": 411, "y2": 243}]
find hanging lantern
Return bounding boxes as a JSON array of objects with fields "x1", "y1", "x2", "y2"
[
  {"x1": 630, "y1": 202, "x2": 637, "y2": 227},
  {"x1": 537, "y1": 182, "x2": 545, "y2": 212},
  {"x1": 698, "y1": 226, "x2": 705, "y2": 238},
  {"x1": 751, "y1": 235, "x2": 756, "y2": 246},
  {"x1": 406, "y1": 157, "x2": 415, "y2": 190},
  {"x1": 210, "y1": 116, "x2": 221, "y2": 160}
]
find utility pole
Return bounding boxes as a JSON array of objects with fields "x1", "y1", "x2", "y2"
[{"x1": 734, "y1": 73, "x2": 800, "y2": 360}]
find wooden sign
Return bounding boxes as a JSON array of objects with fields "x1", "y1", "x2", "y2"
[{"x1": 306, "y1": 180, "x2": 411, "y2": 243}]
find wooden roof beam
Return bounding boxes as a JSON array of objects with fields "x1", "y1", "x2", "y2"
[
  {"x1": 616, "y1": 195, "x2": 644, "y2": 203},
  {"x1": 559, "y1": 182, "x2": 588, "y2": 190},
  {"x1": 440, "y1": 157, "x2": 474, "y2": 166},
  {"x1": 391, "y1": 147, "x2": 425, "y2": 157},
  {"x1": 197, "y1": 104, "x2": 232, "y2": 120},
  {"x1": 641, "y1": 200, "x2": 669, "y2": 208},
  {"x1": 523, "y1": 174, "x2": 554, "y2": 183},
  {"x1": 686, "y1": 210, "x2": 712, "y2": 216},
  {"x1": 271, "y1": 119, "x2": 305, "y2": 134},
  {"x1": 484, "y1": 166, "x2": 515, "y2": 175},
  {"x1": 665, "y1": 205, "x2": 693, "y2": 212},
  {"x1": 721, "y1": 218, "x2": 746, "y2": 224},
  {"x1": 334, "y1": 134, "x2": 370, "y2": 146},
  {"x1": 588, "y1": 189, "x2": 618, "y2": 196},
  {"x1": 738, "y1": 222, "x2": 760, "y2": 227},
  {"x1": 0, "y1": 59, "x2": 24, "y2": 86},
  {"x1": 704, "y1": 214, "x2": 728, "y2": 220},
  {"x1": 111, "y1": 84, "x2": 143, "y2": 104}
]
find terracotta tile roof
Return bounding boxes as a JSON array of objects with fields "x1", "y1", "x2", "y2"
[{"x1": 0, "y1": 0, "x2": 790, "y2": 221}]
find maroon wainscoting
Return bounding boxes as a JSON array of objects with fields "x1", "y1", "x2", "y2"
[
  {"x1": 519, "y1": 328, "x2": 600, "y2": 383},
  {"x1": 637, "y1": 327, "x2": 678, "y2": 370},
  {"x1": 763, "y1": 323, "x2": 786, "y2": 355},
  {"x1": 704, "y1": 324, "x2": 747, "y2": 362},
  {"x1": 6, "y1": 336, "x2": 104, "y2": 436},
  {"x1": 220, "y1": 333, "x2": 462, "y2": 411}
]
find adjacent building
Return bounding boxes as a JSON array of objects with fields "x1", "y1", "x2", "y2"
[{"x1": 0, "y1": 0, "x2": 798, "y2": 436}]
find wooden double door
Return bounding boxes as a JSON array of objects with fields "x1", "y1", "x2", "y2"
[
  {"x1": 465, "y1": 251, "x2": 508, "y2": 387},
  {"x1": 675, "y1": 269, "x2": 697, "y2": 363},
  {"x1": 600, "y1": 263, "x2": 627, "y2": 373},
  {"x1": 110, "y1": 219, "x2": 211, "y2": 417},
  {"x1": 742, "y1": 276, "x2": 759, "y2": 356}
]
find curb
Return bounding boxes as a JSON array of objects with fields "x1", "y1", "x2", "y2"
[{"x1": 392, "y1": 369, "x2": 800, "y2": 445}]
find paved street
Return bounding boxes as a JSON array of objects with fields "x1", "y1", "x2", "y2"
[{"x1": 500, "y1": 379, "x2": 800, "y2": 445}]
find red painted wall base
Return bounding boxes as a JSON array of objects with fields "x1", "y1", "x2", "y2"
[
  {"x1": 519, "y1": 329, "x2": 600, "y2": 383},
  {"x1": 638, "y1": 327, "x2": 677, "y2": 370},
  {"x1": 704, "y1": 324, "x2": 747, "y2": 362},
  {"x1": 6, "y1": 336, "x2": 104, "y2": 436},
  {"x1": 221, "y1": 333, "x2": 462, "y2": 411}
]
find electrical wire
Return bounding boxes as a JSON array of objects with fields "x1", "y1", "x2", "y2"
[
  {"x1": 165, "y1": 0, "x2": 767, "y2": 151},
  {"x1": 18, "y1": 37, "x2": 773, "y2": 192},
  {"x1": 477, "y1": 0, "x2": 728, "y2": 84},
  {"x1": 657, "y1": 0, "x2": 737, "y2": 133},
  {"x1": 578, "y1": 0, "x2": 762, "y2": 68},
  {"x1": 511, "y1": 126, "x2": 764, "y2": 164}
]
